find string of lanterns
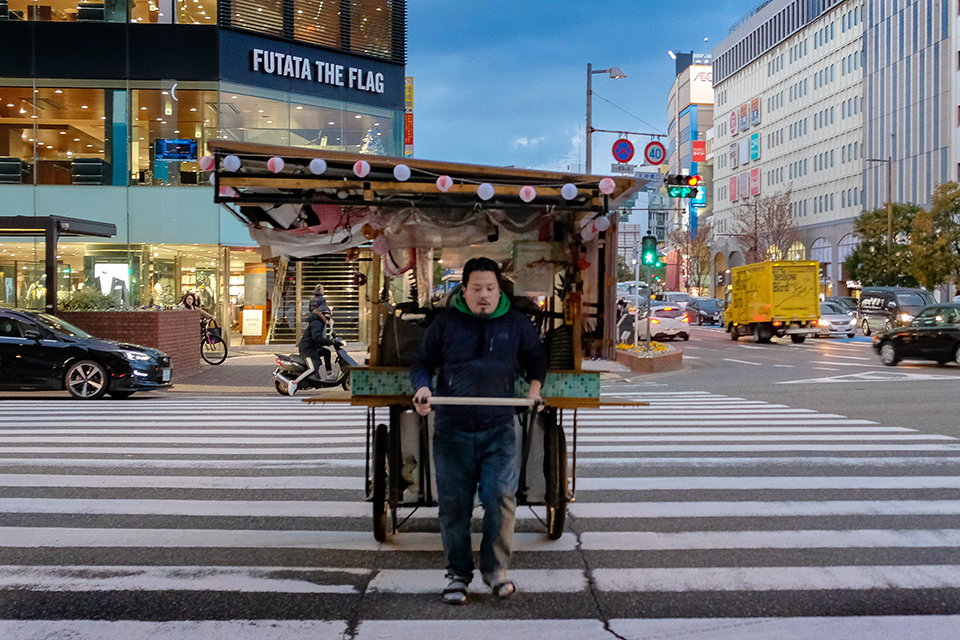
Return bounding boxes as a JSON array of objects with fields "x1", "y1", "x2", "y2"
[{"x1": 200, "y1": 154, "x2": 620, "y2": 203}]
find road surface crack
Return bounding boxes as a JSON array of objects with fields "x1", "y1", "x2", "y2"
[{"x1": 569, "y1": 512, "x2": 629, "y2": 640}]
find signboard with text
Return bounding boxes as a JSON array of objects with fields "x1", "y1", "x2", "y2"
[
  {"x1": 691, "y1": 140, "x2": 706, "y2": 162},
  {"x1": 750, "y1": 97, "x2": 761, "y2": 126},
  {"x1": 739, "y1": 104, "x2": 749, "y2": 132},
  {"x1": 729, "y1": 110, "x2": 739, "y2": 136},
  {"x1": 729, "y1": 176, "x2": 738, "y2": 202},
  {"x1": 749, "y1": 132, "x2": 760, "y2": 161},
  {"x1": 750, "y1": 168, "x2": 761, "y2": 196}
]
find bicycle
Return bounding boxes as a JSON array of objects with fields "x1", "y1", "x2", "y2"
[{"x1": 200, "y1": 318, "x2": 228, "y2": 365}]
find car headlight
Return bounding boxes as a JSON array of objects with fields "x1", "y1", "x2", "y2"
[
  {"x1": 900, "y1": 313, "x2": 912, "y2": 322},
  {"x1": 818, "y1": 319, "x2": 830, "y2": 327},
  {"x1": 120, "y1": 350, "x2": 151, "y2": 362}
]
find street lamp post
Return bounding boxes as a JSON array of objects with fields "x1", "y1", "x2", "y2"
[
  {"x1": 866, "y1": 156, "x2": 893, "y2": 281},
  {"x1": 585, "y1": 63, "x2": 626, "y2": 175}
]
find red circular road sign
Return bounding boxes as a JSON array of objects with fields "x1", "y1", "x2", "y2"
[
  {"x1": 643, "y1": 141, "x2": 666, "y2": 165},
  {"x1": 612, "y1": 138, "x2": 635, "y2": 163}
]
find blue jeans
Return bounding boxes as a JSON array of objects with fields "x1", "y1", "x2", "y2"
[{"x1": 432, "y1": 420, "x2": 519, "y2": 586}]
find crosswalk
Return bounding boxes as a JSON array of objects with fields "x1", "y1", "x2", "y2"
[{"x1": 2, "y1": 392, "x2": 960, "y2": 639}]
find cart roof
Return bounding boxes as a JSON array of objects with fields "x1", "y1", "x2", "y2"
[{"x1": 208, "y1": 141, "x2": 644, "y2": 258}]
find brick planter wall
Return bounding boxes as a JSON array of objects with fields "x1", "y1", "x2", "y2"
[
  {"x1": 615, "y1": 348, "x2": 683, "y2": 374},
  {"x1": 58, "y1": 310, "x2": 202, "y2": 378}
]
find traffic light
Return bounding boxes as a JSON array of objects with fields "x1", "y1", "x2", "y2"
[
  {"x1": 641, "y1": 234, "x2": 658, "y2": 266},
  {"x1": 665, "y1": 174, "x2": 700, "y2": 198}
]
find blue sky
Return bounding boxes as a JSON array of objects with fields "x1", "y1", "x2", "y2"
[{"x1": 406, "y1": 0, "x2": 751, "y2": 172}]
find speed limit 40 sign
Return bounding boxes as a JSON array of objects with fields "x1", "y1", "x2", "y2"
[{"x1": 644, "y1": 141, "x2": 666, "y2": 165}]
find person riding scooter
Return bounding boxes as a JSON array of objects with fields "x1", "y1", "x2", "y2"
[{"x1": 289, "y1": 304, "x2": 336, "y2": 396}]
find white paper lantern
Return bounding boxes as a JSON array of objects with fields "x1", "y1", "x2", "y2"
[
  {"x1": 436, "y1": 175, "x2": 453, "y2": 192},
  {"x1": 371, "y1": 235, "x2": 390, "y2": 255},
  {"x1": 594, "y1": 216, "x2": 611, "y2": 232},
  {"x1": 477, "y1": 183, "x2": 495, "y2": 200},
  {"x1": 198, "y1": 155, "x2": 215, "y2": 172},
  {"x1": 393, "y1": 164, "x2": 411, "y2": 181},
  {"x1": 561, "y1": 183, "x2": 578, "y2": 200},
  {"x1": 223, "y1": 154, "x2": 241, "y2": 172},
  {"x1": 581, "y1": 226, "x2": 597, "y2": 242},
  {"x1": 309, "y1": 158, "x2": 327, "y2": 175},
  {"x1": 354, "y1": 160, "x2": 371, "y2": 178},
  {"x1": 267, "y1": 156, "x2": 285, "y2": 173},
  {"x1": 519, "y1": 185, "x2": 536, "y2": 202},
  {"x1": 598, "y1": 177, "x2": 616, "y2": 195}
]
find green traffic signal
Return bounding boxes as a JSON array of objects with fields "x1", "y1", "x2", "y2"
[
  {"x1": 641, "y1": 234, "x2": 657, "y2": 266},
  {"x1": 665, "y1": 174, "x2": 700, "y2": 198}
]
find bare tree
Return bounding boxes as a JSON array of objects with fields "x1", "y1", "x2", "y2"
[
  {"x1": 732, "y1": 190, "x2": 801, "y2": 264},
  {"x1": 667, "y1": 217, "x2": 713, "y2": 293}
]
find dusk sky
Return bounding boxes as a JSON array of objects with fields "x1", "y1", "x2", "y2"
[{"x1": 406, "y1": 0, "x2": 753, "y2": 173}]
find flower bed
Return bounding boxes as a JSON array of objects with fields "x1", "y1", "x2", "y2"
[{"x1": 615, "y1": 341, "x2": 683, "y2": 374}]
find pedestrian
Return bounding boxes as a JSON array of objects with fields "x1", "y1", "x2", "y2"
[
  {"x1": 410, "y1": 256, "x2": 548, "y2": 605},
  {"x1": 178, "y1": 291, "x2": 213, "y2": 320},
  {"x1": 309, "y1": 283, "x2": 328, "y2": 318}
]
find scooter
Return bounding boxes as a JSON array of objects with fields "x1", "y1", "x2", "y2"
[{"x1": 273, "y1": 337, "x2": 358, "y2": 395}]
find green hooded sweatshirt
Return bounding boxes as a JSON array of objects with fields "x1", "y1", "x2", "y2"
[{"x1": 453, "y1": 290, "x2": 511, "y2": 319}]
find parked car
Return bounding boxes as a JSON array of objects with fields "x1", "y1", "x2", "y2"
[
  {"x1": 824, "y1": 296, "x2": 859, "y2": 313},
  {"x1": 639, "y1": 304, "x2": 691, "y2": 341},
  {"x1": 687, "y1": 297, "x2": 724, "y2": 325},
  {"x1": 0, "y1": 309, "x2": 172, "y2": 399},
  {"x1": 858, "y1": 287, "x2": 936, "y2": 336},
  {"x1": 653, "y1": 291, "x2": 693, "y2": 308},
  {"x1": 873, "y1": 303, "x2": 960, "y2": 366},
  {"x1": 816, "y1": 300, "x2": 857, "y2": 338}
]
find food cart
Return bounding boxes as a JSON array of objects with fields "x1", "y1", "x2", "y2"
[{"x1": 208, "y1": 142, "x2": 647, "y2": 540}]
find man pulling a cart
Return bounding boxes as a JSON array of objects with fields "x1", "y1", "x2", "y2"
[{"x1": 411, "y1": 256, "x2": 548, "y2": 605}]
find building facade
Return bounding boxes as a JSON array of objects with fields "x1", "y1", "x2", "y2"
[
  {"x1": 0, "y1": 1, "x2": 406, "y2": 338},
  {"x1": 711, "y1": 0, "x2": 864, "y2": 297},
  {"x1": 864, "y1": 0, "x2": 955, "y2": 212}
]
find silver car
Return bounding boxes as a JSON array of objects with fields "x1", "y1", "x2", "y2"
[{"x1": 816, "y1": 300, "x2": 857, "y2": 338}]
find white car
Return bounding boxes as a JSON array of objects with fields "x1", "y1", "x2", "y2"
[
  {"x1": 639, "y1": 304, "x2": 691, "y2": 341},
  {"x1": 654, "y1": 291, "x2": 693, "y2": 308},
  {"x1": 816, "y1": 300, "x2": 857, "y2": 338}
]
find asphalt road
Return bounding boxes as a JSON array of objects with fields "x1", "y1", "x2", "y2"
[{"x1": 2, "y1": 332, "x2": 960, "y2": 639}]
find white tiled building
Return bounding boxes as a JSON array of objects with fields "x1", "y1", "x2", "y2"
[{"x1": 711, "y1": 0, "x2": 866, "y2": 297}]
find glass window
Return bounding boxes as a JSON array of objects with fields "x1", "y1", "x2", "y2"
[
  {"x1": 0, "y1": 86, "x2": 107, "y2": 185},
  {"x1": 228, "y1": 0, "x2": 284, "y2": 37},
  {"x1": 294, "y1": 0, "x2": 342, "y2": 48}
]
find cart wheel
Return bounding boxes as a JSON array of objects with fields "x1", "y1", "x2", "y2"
[
  {"x1": 544, "y1": 422, "x2": 568, "y2": 540},
  {"x1": 372, "y1": 423, "x2": 389, "y2": 542}
]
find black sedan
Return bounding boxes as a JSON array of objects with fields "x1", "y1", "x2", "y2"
[
  {"x1": 873, "y1": 303, "x2": 960, "y2": 366},
  {"x1": 0, "y1": 309, "x2": 172, "y2": 399},
  {"x1": 687, "y1": 297, "x2": 724, "y2": 325}
]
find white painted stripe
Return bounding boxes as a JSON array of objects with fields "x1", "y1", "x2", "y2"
[
  {"x1": 576, "y1": 444, "x2": 960, "y2": 452},
  {"x1": 822, "y1": 354, "x2": 872, "y2": 360},
  {"x1": 572, "y1": 456, "x2": 960, "y2": 468},
  {"x1": 575, "y1": 434, "x2": 950, "y2": 442},
  {"x1": 0, "y1": 474, "x2": 360, "y2": 490},
  {"x1": 0, "y1": 436, "x2": 366, "y2": 444},
  {"x1": 9, "y1": 497, "x2": 960, "y2": 521},
  {"x1": 0, "y1": 457, "x2": 368, "y2": 469},
  {"x1": 571, "y1": 426, "x2": 916, "y2": 433},
  {"x1": 0, "y1": 429, "x2": 370, "y2": 436},
  {"x1": 576, "y1": 476, "x2": 960, "y2": 490},
  {"x1": 594, "y1": 565, "x2": 960, "y2": 592},
  {"x1": 0, "y1": 498, "x2": 370, "y2": 518},
  {"x1": 723, "y1": 359, "x2": 764, "y2": 365},
  {"x1": 582, "y1": 529, "x2": 960, "y2": 551},
  {"x1": 0, "y1": 447, "x2": 366, "y2": 455},
  {"x1": 609, "y1": 616, "x2": 960, "y2": 640},
  {"x1": 568, "y1": 500, "x2": 960, "y2": 519},
  {"x1": 565, "y1": 419, "x2": 877, "y2": 425},
  {"x1": 0, "y1": 620, "x2": 349, "y2": 640},
  {"x1": 811, "y1": 361, "x2": 881, "y2": 367},
  {"x1": 367, "y1": 569, "x2": 587, "y2": 594},
  {"x1": 0, "y1": 528, "x2": 576, "y2": 552},
  {"x1": 0, "y1": 565, "x2": 363, "y2": 593}
]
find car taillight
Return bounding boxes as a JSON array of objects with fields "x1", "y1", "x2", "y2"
[
  {"x1": 650, "y1": 318, "x2": 661, "y2": 324},
  {"x1": 681, "y1": 315, "x2": 690, "y2": 323}
]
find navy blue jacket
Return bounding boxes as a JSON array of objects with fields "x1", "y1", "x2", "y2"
[{"x1": 410, "y1": 306, "x2": 548, "y2": 431}]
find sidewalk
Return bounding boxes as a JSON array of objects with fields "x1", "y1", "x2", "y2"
[{"x1": 170, "y1": 343, "x2": 636, "y2": 397}]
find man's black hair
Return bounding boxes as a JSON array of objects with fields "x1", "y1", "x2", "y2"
[{"x1": 462, "y1": 257, "x2": 501, "y2": 287}]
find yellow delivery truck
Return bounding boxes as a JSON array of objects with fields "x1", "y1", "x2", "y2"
[{"x1": 725, "y1": 261, "x2": 820, "y2": 343}]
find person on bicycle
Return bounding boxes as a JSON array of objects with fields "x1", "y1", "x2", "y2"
[
  {"x1": 289, "y1": 303, "x2": 336, "y2": 395},
  {"x1": 179, "y1": 291, "x2": 213, "y2": 320},
  {"x1": 410, "y1": 257, "x2": 547, "y2": 605}
]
